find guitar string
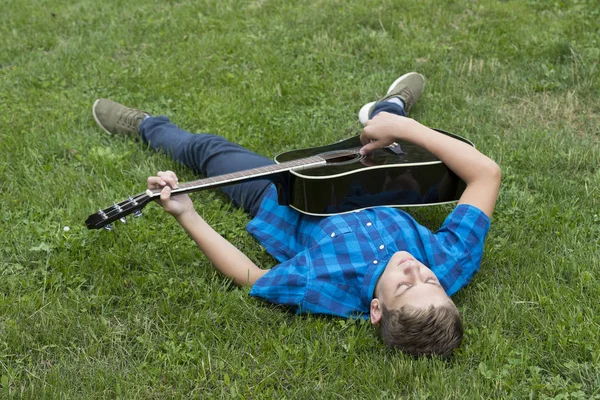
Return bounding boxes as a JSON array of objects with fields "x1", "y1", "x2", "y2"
[
  {"x1": 96, "y1": 152, "x2": 353, "y2": 223},
  {"x1": 98, "y1": 159, "x2": 310, "y2": 221}
]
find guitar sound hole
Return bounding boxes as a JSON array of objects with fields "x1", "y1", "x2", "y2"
[{"x1": 325, "y1": 153, "x2": 363, "y2": 164}]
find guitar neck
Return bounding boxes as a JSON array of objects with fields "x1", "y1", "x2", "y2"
[{"x1": 146, "y1": 155, "x2": 326, "y2": 198}]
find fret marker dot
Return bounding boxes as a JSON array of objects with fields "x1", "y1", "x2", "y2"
[
  {"x1": 366, "y1": 222, "x2": 373, "y2": 227},
  {"x1": 373, "y1": 260, "x2": 378, "y2": 264},
  {"x1": 330, "y1": 232, "x2": 336, "y2": 238},
  {"x1": 379, "y1": 245, "x2": 385, "y2": 250}
]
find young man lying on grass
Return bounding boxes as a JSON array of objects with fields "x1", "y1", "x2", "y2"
[{"x1": 92, "y1": 73, "x2": 501, "y2": 356}]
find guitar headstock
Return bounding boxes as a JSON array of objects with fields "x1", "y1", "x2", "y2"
[{"x1": 85, "y1": 192, "x2": 153, "y2": 230}]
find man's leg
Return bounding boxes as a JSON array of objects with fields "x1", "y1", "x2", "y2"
[
  {"x1": 92, "y1": 99, "x2": 273, "y2": 217},
  {"x1": 139, "y1": 116, "x2": 274, "y2": 217},
  {"x1": 369, "y1": 101, "x2": 407, "y2": 119},
  {"x1": 358, "y1": 72, "x2": 424, "y2": 124}
]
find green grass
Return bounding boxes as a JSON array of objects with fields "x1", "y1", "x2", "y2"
[{"x1": 1, "y1": 0, "x2": 599, "y2": 397}]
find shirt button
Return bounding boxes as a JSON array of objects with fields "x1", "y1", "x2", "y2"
[
  {"x1": 373, "y1": 260, "x2": 378, "y2": 264},
  {"x1": 366, "y1": 222, "x2": 373, "y2": 227},
  {"x1": 379, "y1": 245, "x2": 385, "y2": 250},
  {"x1": 330, "y1": 232, "x2": 336, "y2": 238}
]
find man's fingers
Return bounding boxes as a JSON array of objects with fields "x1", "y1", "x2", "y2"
[
  {"x1": 157, "y1": 170, "x2": 179, "y2": 188},
  {"x1": 147, "y1": 176, "x2": 167, "y2": 189},
  {"x1": 147, "y1": 170, "x2": 182, "y2": 196},
  {"x1": 157, "y1": 170, "x2": 178, "y2": 180},
  {"x1": 359, "y1": 141, "x2": 380, "y2": 155},
  {"x1": 160, "y1": 185, "x2": 172, "y2": 202},
  {"x1": 360, "y1": 133, "x2": 370, "y2": 146},
  {"x1": 359, "y1": 122, "x2": 374, "y2": 145},
  {"x1": 359, "y1": 125, "x2": 380, "y2": 154},
  {"x1": 166, "y1": 170, "x2": 178, "y2": 181}
]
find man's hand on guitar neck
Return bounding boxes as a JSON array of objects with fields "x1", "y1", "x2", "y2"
[{"x1": 147, "y1": 170, "x2": 195, "y2": 218}]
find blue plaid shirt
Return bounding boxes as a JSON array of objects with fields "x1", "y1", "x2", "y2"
[{"x1": 247, "y1": 185, "x2": 490, "y2": 319}]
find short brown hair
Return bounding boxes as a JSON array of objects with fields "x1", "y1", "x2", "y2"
[{"x1": 380, "y1": 304, "x2": 463, "y2": 357}]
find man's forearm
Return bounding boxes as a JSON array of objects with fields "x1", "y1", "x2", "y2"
[
  {"x1": 402, "y1": 119, "x2": 499, "y2": 185},
  {"x1": 175, "y1": 210, "x2": 268, "y2": 286},
  {"x1": 362, "y1": 112, "x2": 501, "y2": 217}
]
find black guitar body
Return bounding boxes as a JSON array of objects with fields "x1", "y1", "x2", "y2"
[{"x1": 274, "y1": 129, "x2": 470, "y2": 215}]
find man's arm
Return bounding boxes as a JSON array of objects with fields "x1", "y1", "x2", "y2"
[
  {"x1": 148, "y1": 171, "x2": 269, "y2": 286},
  {"x1": 360, "y1": 113, "x2": 501, "y2": 218}
]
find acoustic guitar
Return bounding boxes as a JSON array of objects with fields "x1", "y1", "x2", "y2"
[{"x1": 85, "y1": 129, "x2": 471, "y2": 230}]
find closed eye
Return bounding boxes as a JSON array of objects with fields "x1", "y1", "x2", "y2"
[
  {"x1": 425, "y1": 277, "x2": 440, "y2": 286},
  {"x1": 394, "y1": 277, "x2": 443, "y2": 299},
  {"x1": 397, "y1": 277, "x2": 436, "y2": 290}
]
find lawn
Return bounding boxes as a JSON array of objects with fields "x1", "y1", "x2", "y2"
[{"x1": 1, "y1": 0, "x2": 599, "y2": 398}]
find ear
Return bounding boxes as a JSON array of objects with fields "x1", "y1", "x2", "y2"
[{"x1": 370, "y1": 298, "x2": 382, "y2": 325}]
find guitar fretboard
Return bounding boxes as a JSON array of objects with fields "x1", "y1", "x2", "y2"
[{"x1": 147, "y1": 155, "x2": 326, "y2": 197}]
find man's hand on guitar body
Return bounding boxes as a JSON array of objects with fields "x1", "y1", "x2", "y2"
[
  {"x1": 359, "y1": 112, "x2": 415, "y2": 155},
  {"x1": 147, "y1": 170, "x2": 195, "y2": 218}
]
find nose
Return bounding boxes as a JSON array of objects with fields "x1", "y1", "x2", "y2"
[{"x1": 402, "y1": 260, "x2": 419, "y2": 276}]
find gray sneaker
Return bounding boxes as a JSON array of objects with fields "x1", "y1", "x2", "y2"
[
  {"x1": 358, "y1": 72, "x2": 425, "y2": 126},
  {"x1": 92, "y1": 99, "x2": 149, "y2": 136}
]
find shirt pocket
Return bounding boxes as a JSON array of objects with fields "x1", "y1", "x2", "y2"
[{"x1": 309, "y1": 224, "x2": 354, "y2": 248}]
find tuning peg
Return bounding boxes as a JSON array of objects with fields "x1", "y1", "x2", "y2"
[
  {"x1": 103, "y1": 224, "x2": 113, "y2": 231},
  {"x1": 120, "y1": 217, "x2": 127, "y2": 224},
  {"x1": 133, "y1": 210, "x2": 143, "y2": 218}
]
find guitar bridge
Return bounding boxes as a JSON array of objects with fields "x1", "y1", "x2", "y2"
[{"x1": 386, "y1": 142, "x2": 405, "y2": 155}]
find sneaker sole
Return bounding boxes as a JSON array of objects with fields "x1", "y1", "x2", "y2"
[
  {"x1": 358, "y1": 101, "x2": 376, "y2": 126},
  {"x1": 92, "y1": 99, "x2": 114, "y2": 136}
]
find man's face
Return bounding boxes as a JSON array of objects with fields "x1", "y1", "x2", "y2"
[{"x1": 370, "y1": 251, "x2": 453, "y2": 324}]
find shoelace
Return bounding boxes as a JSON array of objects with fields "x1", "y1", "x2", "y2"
[
  {"x1": 117, "y1": 108, "x2": 144, "y2": 128},
  {"x1": 381, "y1": 85, "x2": 413, "y2": 107},
  {"x1": 394, "y1": 85, "x2": 413, "y2": 104}
]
